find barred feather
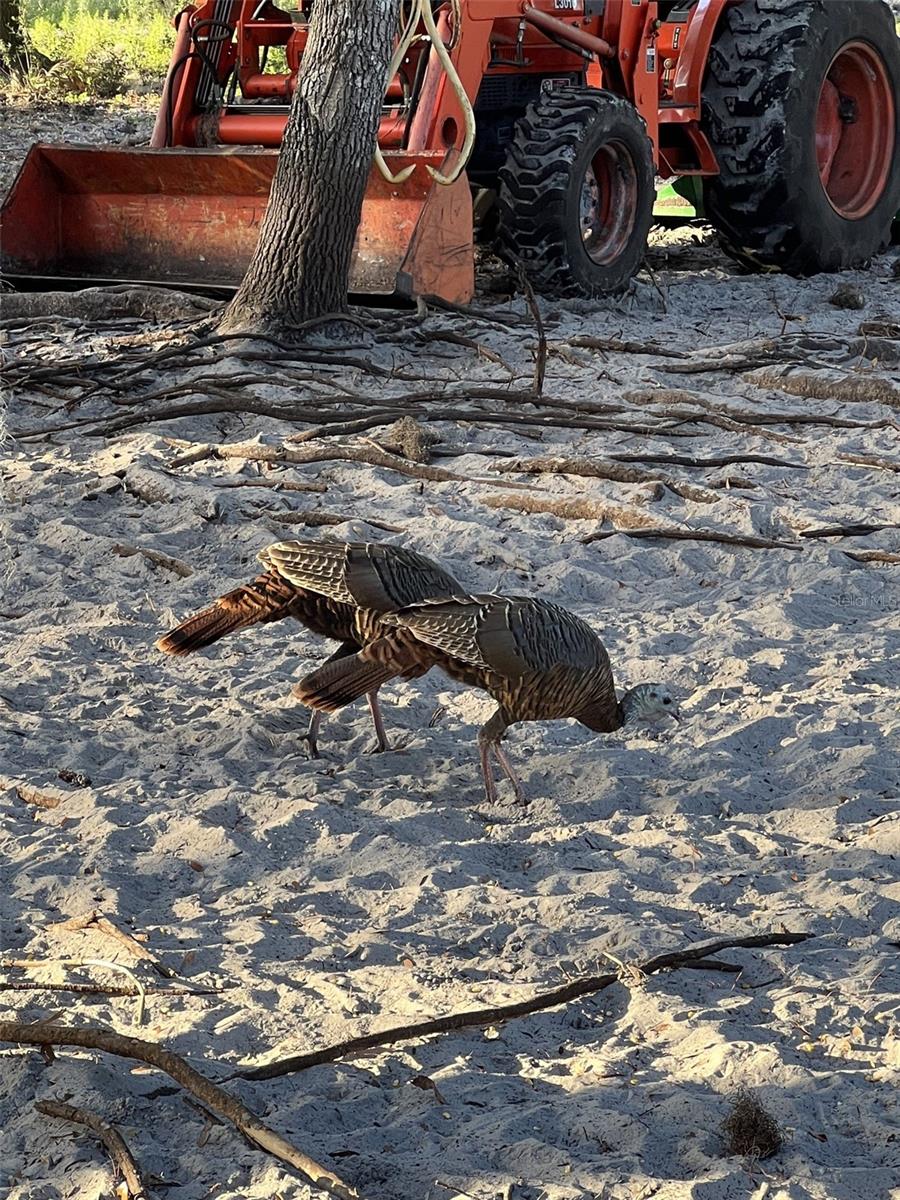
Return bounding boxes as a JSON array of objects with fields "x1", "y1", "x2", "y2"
[
  {"x1": 295, "y1": 594, "x2": 620, "y2": 730},
  {"x1": 158, "y1": 539, "x2": 460, "y2": 660}
]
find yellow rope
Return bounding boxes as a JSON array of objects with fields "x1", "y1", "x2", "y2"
[{"x1": 373, "y1": 0, "x2": 476, "y2": 186}]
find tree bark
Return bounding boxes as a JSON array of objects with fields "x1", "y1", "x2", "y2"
[{"x1": 220, "y1": 0, "x2": 401, "y2": 334}]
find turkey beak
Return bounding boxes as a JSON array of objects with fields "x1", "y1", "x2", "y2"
[{"x1": 670, "y1": 706, "x2": 682, "y2": 724}]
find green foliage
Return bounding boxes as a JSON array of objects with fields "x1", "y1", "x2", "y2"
[{"x1": 20, "y1": 0, "x2": 174, "y2": 98}]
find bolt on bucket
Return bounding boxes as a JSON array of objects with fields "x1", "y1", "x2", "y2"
[{"x1": 0, "y1": 145, "x2": 474, "y2": 303}]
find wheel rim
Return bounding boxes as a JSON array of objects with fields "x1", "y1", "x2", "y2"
[
  {"x1": 815, "y1": 40, "x2": 895, "y2": 219},
  {"x1": 579, "y1": 140, "x2": 639, "y2": 265}
]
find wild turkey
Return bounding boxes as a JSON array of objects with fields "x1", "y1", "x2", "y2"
[
  {"x1": 293, "y1": 593, "x2": 679, "y2": 804},
  {"x1": 157, "y1": 539, "x2": 459, "y2": 755}
]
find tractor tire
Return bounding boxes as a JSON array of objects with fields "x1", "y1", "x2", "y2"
[
  {"x1": 702, "y1": 0, "x2": 900, "y2": 274},
  {"x1": 496, "y1": 89, "x2": 655, "y2": 295}
]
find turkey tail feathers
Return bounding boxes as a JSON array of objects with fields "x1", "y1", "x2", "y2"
[
  {"x1": 157, "y1": 572, "x2": 297, "y2": 656},
  {"x1": 292, "y1": 654, "x2": 401, "y2": 712},
  {"x1": 156, "y1": 602, "x2": 252, "y2": 655}
]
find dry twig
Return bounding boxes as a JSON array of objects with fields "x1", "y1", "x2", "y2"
[
  {"x1": 239, "y1": 932, "x2": 810, "y2": 1081},
  {"x1": 1, "y1": 1023, "x2": 360, "y2": 1199},
  {"x1": 563, "y1": 334, "x2": 687, "y2": 359},
  {"x1": 842, "y1": 549, "x2": 900, "y2": 564},
  {"x1": 798, "y1": 522, "x2": 898, "y2": 540},
  {"x1": 583, "y1": 526, "x2": 800, "y2": 551},
  {"x1": 56, "y1": 912, "x2": 176, "y2": 980},
  {"x1": 837, "y1": 452, "x2": 900, "y2": 474},
  {"x1": 515, "y1": 266, "x2": 547, "y2": 395},
  {"x1": 111, "y1": 544, "x2": 194, "y2": 578},
  {"x1": 262, "y1": 510, "x2": 405, "y2": 532},
  {"x1": 0, "y1": 978, "x2": 226, "y2": 999},
  {"x1": 607, "y1": 452, "x2": 808, "y2": 471},
  {"x1": 35, "y1": 1098, "x2": 149, "y2": 1198}
]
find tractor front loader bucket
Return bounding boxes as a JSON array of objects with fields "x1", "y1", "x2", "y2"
[{"x1": 0, "y1": 145, "x2": 474, "y2": 303}]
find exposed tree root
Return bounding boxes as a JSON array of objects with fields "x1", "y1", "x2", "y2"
[
  {"x1": 493, "y1": 455, "x2": 722, "y2": 504},
  {"x1": 0, "y1": 285, "x2": 218, "y2": 326},
  {"x1": 747, "y1": 367, "x2": 900, "y2": 409},
  {"x1": 481, "y1": 493, "x2": 659, "y2": 526}
]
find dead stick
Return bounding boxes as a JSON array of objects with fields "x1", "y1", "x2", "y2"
[
  {"x1": 843, "y1": 549, "x2": 900, "y2": 564},
  {"x1": 582, "y1": 526, "x2": 800, "y2": 550},
  {"x1": 95, "y1": 917, "x2": 175, "y2": 978},
  {"x1": 625, "y1": 387, "x2": 888, "y2": 433},
  {"x1": 1, "y1": 1023, "x2": 360, "y2": 1199},
  {"x1": 263, "y1": 510, "x2": 405, "y2": 532},
  {"x1": 607, "y1": 452, "x2": 809, "y2": 471},
  {"x1": 837, "y1": 452, "x2": 900, "y2": 474},
  {"x1": 516, "y1": 265, "x2": 547, "y2": 395},
  {"x1": 111, "y1": 544, "x2": 193, "y2": 578},
  {"x1": 798, "y1": 522, "x2": 899, "y2": 539},
  {"x1": 35, "y1": 1099, "x2": 149, "y2": 1198},
  {"x1": 210, "y1": 478, "x2": 327, "y2": 494},
  {"x1": 239, "y1": 932, "x2": 810, "y2": 1081},
  {"x1": 747, "y1": 367, "x2": 900, "y2": 408},
  {"x1": 0, "y1": 980, "x2": 226, "y2": 998}
]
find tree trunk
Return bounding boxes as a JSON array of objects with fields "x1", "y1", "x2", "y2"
[
  {"x1": 220, "y1": 0, "x2": 401, "y2": 334},
  {"x1": 0, "y1": 0, "x2": 30, "y2": 78}
]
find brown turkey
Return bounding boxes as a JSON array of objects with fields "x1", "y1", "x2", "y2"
[
  {"x1": 157, "y1": 539, "x2": 459, "y2": 755},
  {"x1": 293, "y1": 593, "x2": 680, "y2": 804}
]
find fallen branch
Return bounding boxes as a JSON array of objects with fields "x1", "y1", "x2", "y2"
[
  {"x1": 112, "y1": 544, "x2": 194, "y2": 579},
  {"x1": 607, "y1": 452, "x2": 809, "y2": 471},
  {"x1": 493, "y1": 455, "x2": 722, "y2": 504},
  {"x1": 16, "y1": 390, "x2": 707, "y2": 445},
  {"x1": 1, "y1": 1023, "x2": 360, "y2": 1199},
  {"x1": 15, "y1": 784, "x2": 66, "y2": 810},
  {"x1": 416, "y1": 295, "x2": 532, "y2": 328},
  {"x1": 210, "y1": 477, "x2": 328, "y2": 494},
  {"x1": 409, "y1": 329, "x2": 516, "y2": 377},
  {"x1": 798, "y1": 522, "x2": 899, "y2": 540},
  {"x1": 647, "y1": 334, "x2": 846, "y2": 376},
  {"x1": 859, "y1": 320, "x2": 900, "y2": 340},
  {"x1": 582, "y1": 526, "x2": 800, "y2": 550},
  {"x1": 239, "y1": 931, "x2": 811, "y2": 1081},
  {"x1": 563, "y1": 334, "x2": 687, "y2": 359},
  {"x1": 837, "y1": 452, "x2": 900, "y2": 475},
  {"x1": 35, "y1": 1098, "x2": 149, "y2": 1199},
  {"x1": 843, "y1": 549, "x2": 900, "y2": 564}
]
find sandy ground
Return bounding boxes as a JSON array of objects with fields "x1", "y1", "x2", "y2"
[
  {"x1": 2, "y1": 103, "x2": 900, "y2": 1200},
  {"x1": 0, "y1": 97, "x2": 156, "y2": 198}
]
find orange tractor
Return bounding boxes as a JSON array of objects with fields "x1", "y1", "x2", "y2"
[{"x1": 3, "y1": 0, "x2": 899, "y2": 302}]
